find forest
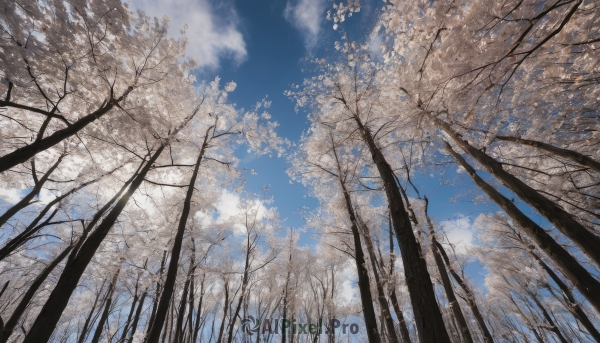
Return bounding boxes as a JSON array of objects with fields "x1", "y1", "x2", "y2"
[{"x1": 0, "y1": 0, "x2": 599, "y2": 342}]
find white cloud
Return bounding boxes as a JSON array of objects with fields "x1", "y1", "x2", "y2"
[
  {"x1": 129, "y1": 0, "x2": 247, "y2": 68},
  {"x1": 284, "y1": 0, "x2": 326, "y2": 51},
  {"x1": 439, "y1": 216, "x2": 475, "y2": 255},
  {"x1": 215, "y1": 189, "x2": 241, "y2": 223},
  {"x1": 338, "y1": 264, "x2": 359, "y2": 303},
  {"x1": 0, "y1": 188, "x2": 24, "y2": 204},
  {"x1": 197, "y1": 190, "x2": 268, "y2": 234}
]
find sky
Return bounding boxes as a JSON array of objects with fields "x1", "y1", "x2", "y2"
[
  {"x1": 120, "y1": 0, "x2": 521, "y2": 286},
  {"x1": 0, "y1": 0, "x2": 570, "y2": 313}
]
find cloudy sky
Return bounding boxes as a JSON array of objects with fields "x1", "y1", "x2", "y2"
[{"x1": 122, "y1": 0, "x2": 499, "y2": 258}]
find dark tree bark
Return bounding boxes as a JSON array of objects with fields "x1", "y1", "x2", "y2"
[
  {"x1": 445, "y1": 142, "x2": 600, "y2": 314},
  {"x1": 128, "y1": 288, "x2": 148, "y2": 342},
  {"x1": 22, "y1": 144, "x2": 166, "y2": 343},
  {"x1": 0, "y1": 244, "x2": 72, "y2": 343},
  {"x1": 526, "y1": 247, "x2": 600, "y2": 342},
  {"x1": 431, "y1": 239, "x2": 495, "y2": 343},
  {"x1": 91, "y1": 267, "x2": 121, "y2": 343},
  {"x1": 226, "y1": 232, "x2": 254, "y2": 343},
  {"x1": 423, "y1": 199, "x2": 477, "y2": 343},
  {"x1": 119, "y1": 275, "x2": 141, "y2": 343},
  {"x1": 0, "y1": 87, "x2": 134, "y2": 174},
  {"x1": 337, "y1": 93, "x2": 450, "y2": 343},
  {"x1": 356, "y1": 214, "x2": 399, "y2": 343},
  {"x1": 435, "y1": 117, "x2": 600, "y2": 267},
  {"x1": 428, "y1": 235, "x2": 473, "y2": 343},
  {"x1": 328, "y1": 134, "x2": 381, "y2": 343},
  {"x1": 529, "y1": 292, "x2": 568, "y2": 343},
  {"x1": 495, "y1": 135, "x2": 600, "y2": 173},
  {"x1": 191, "y1": 275, "x2": 205, "y2": 343},
  {"x1": 146, "y1": 125, "x2": 211, "y2": 343},
  {"x1": 184, "y1": 241, "x2": 196, "y2": 343},
  {"x1": 0, "y1": 171, "x2": 107, "y2": 261},
  {"x1": 216, "y1": 280, "x2": 230, "y2": 343},
  {"x1": 174, "y1": 248, "x2": 195, "y2": 343},
  {"x1": 387, "y1": 217, "x2": 412, "y2": 343},
  {"x1": 0, "y1": 155, "x2": 64, "y2": 228},
  {"x1": 76, "y1": 280, "x2": 108, "y2": 343},
  {"x1": 146, "y1": 250, "x2": 168, "y2": 339}
]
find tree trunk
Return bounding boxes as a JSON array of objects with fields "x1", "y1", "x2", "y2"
[
  {"x1": 387, "y1": 217, "x2": 412, "y2": 343},
  {"x1": 184, "y1": 242, "x2": 196, "y2": 343},
  {"x1": 347, "y1": 108, "x2": 450, "y2": 343},
  {"x1": 435, "y1": 117, "x2": 600, "y2": 267},
  {"x1": 76, "y1": 280, "x2": 107, "y2": 343},
  {"x1": 119, "y1": 275, "x2": 141, "y2": 343},
  {"x1": 0, "y1": 155, "x2": 64, "y2": 228},
  {"x1": 432, "y1": 239, "x2": 495, "y2": 343},
  {"x1": 430, "y1": 235, "x2": 473, "y2": 343},
  {"x1": 173, "y1": 274, "x2": 190, "y2": 343},
  {"x1": 496, "y1": 135, "x2": 600, "y2": 173},
  {"x1": 22, "y1": 144, "x2": 166, "y2": 343},
  {"x1": 175, "y1": 248, "x2": 195, "y2": 343},
  {"x1": 445, "y1": 141, "x2": 600, "y2": 314},
  {"x1": 227, "y1": 256, "x2": 251, "y2": 343},
  {"x1": 146, "y1": 126, "x2": 210, "y2": 343},
  {"x1": 0, "y1": 171, "x2": 107, "y2": 261},
  {"x1": 128, "y1": 288, "x2": 148, "y2": 342},
  {"x1": 0, "y1": 244, "x2": 72, "y2": 343},
  {"x1": 217, "y1": 280, "x2": 230, "y2": 343},
  {"x1": 529, "y1": 292, "x2": 568, "y2": 343},
  {"x1": 191, "y1": 275, "x2": 205, "y2": 343},
  {"x1": 147, "y1": 250, "x2": 168, "y2": 338},
  {"x1": 423, "y1": 199, "x2": 475, "y2": 343},
  {"x1": 91, "y1": 267, "x2": 121, "y2": 343},
  {"x1": 0, "y1": 91, "x2": 131, "y2": 174},
  {"x1": 356, "y1": 214, "x2": 399, "y2": 343},
  {"x1": 527, "y1": 249, "x2": 600, "y2": 342},
  {"x1": 330, "y1": 155, "x2": 381, "y2": 341}
]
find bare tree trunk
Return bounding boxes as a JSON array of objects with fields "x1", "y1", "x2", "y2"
[
  {"x1": 191, "y1": 275, "x2": 205, "y2": 343},
  {"x1": 423, "y1": 199, "x2": 474, "y2": 343},
  {"x1": 22, "y1": 143, "x2": 166, "y2": 343},
  {"x1": 529, "y1": 292, "x2": 568, "y2": 343},
  {"x1": 345, "y1": 106, "x2": 450, "y2": 343},
  {"x1": 495, "y1": 135, "x2": 600, "y2": 173},
  {"x1": 0, "y1": 244, "x2": 72, "y2": 343},
  {"x1": 435, "y1": 117, "x2": 600, "y2": 267},
  {"x1": 76, "y1": 280, "x2": 107, "y2": 343},
  {"x1": 445, "y1": 142, "x2": 600, "y2": 314},
  {"x1": 527, "y1": 249, "x2": 600, "y2": 342},
  {"x1": 147, "y1": 250, "x2": 168, "y2": 338},
  {"x1": 338, "y1": 183, "x2": 381, "y2": 343},
  {"x1": 430, "y1": 235, "x2": 473, "y2": 343},
  {"x1": 120, "y1": 274, "x2": 141, "y2": 342},
  {"x1": 0, "y1": 155, "x2": 64, "y2": 228},
  {"x1": 146, "y1": 126, "x2": 211, "y2": 343},
  {"x1": 325, "y1": 132, "x2": 381, "y2": 343},
  {"x1": 431, "y1": 239, "x2": 494, "y2": 343},
  {"x1": 0, "y1": 166, "x2": 125, "y2": 261},
  {"x1": 217, "y1": 280, "x2": 230, "y2": 343},
  {"x1": 356, "y1": 214, "x2": 399, "y2": 343},
  {"x1": 184, "y1": 241, "x2": 196, "y2": 343},
  {"x1": 387, "y1": 218, "x2": 412, "y2": 343},
  {"x1": 91, "y1": 267, "x2": 121, "y2": 343},
  {"x1": 227, "y1": 234, "x2": 253, "y2": 343},
  {"x1": 0, "y1": 90, "x2": 132, "y2": 174},
  {"x1": 174, "y1": 250, "x2": 195, "y2": 343},
  {"x1": 128, "y1": 288, "x2": 148, "y2": 342}
]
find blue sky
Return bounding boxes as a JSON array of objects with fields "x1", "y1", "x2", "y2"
[
  {"x1": 124, "y1": 0, "x2": 558, "y2": 286},
  {"x1": 127, "y1": 0, "x2": 503, "y2": 242}
]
